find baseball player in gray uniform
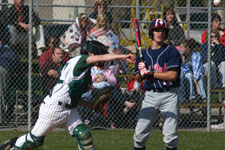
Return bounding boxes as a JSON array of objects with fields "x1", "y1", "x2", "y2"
[
  {"x1": 133, "y1": 19, "x2": 181, "y2": 150},
  {"x1": 0, "y1": 40, "x2": 135, "y2": 150}
]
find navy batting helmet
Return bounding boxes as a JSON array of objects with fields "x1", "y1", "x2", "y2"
[
  {"x1": 80, "y1": 40, "x2": 109, "y2": 55},
  {"x1": 148, "y1": 19, "x2": 168, "y2": 38}
]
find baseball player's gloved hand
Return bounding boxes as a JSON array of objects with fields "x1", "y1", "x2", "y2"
[
  {"x1": 138, "y1": 61, "x2": 147, "y2": 76},
  {"x1": 92, "y1": 88, "x2": 112, "y2": 112},
  {"x1": 138, "y1": 61, "x2": 154, "y2": 81}
]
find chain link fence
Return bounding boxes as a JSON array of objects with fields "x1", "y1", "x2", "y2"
[{"x1": 0, "y1": 0, "x2": 225, "y2": 131}]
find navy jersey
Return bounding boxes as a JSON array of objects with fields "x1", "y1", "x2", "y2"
[{"x1": 134, "y1": 44, "x2": 181, "y2": 90}]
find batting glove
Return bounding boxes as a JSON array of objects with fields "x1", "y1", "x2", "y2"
[
  {"x1": 143, "y1": 70, "x2": 154, "y2": 81},
  {"x1": 138, "y1": 61, "x2": 154, "y2": 81},
  {"x1": 138, "y1": 61, "x2": 147, "y2": 76}
]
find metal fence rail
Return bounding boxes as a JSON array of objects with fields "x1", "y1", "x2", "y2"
[{"x1": 0, "y1": 0, "x2": 224, "y2": 131}]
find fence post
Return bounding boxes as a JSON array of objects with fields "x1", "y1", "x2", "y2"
[
  {"x1": 28, "y1": 0, "x2": 33, "y2": 130},
  {"x1": 74, "y1": 6, "x2": 78, "y2": 19},
  {"x1": 207, "y1": 0, "x2": 212, "y2": 132},
  {"x1": 2, "y1": 0, "x2": 8, "y2": 14},
  {"x1": 35, "y1": 0, "x2": 39, "y2": 17},
  {"x1": 136, "y1": 0, "x2": 139, "y2": 20},
  {"x1": 186, "y1": 0, "x2": 190, "y2": 39}
]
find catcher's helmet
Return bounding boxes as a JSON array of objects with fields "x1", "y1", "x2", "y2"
[
  {"x1": 80, "y1": 40, "x2": 109, "y2": 55},
  {"x1": 148, "y1": 19, "x2": 168, "y2": 38}
]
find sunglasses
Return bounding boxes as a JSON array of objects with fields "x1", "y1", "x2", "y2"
[
  {"x1": 98, "y1": 3, "x2": 106, "y2": 6},
  {"x1": 167, "y1": 14, "x2": 174, "y2": 17}
]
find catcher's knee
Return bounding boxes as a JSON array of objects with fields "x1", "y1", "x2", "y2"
[
  {"x1": 73, "y1": 124, "x2": 95, "y2": 150},
  {"x1": 15, "y1": 132, "x2": 45, "y2": 150}
]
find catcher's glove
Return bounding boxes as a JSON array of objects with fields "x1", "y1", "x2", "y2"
[{"x1": 92, "y1": 87, "x2": 112, "y2": 112}]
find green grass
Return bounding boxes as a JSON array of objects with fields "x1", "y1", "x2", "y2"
[{"x1": 0, "y1": 129, "x2": 224, "y2": 150}]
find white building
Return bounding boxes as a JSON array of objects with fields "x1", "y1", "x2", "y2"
[{"x1": 6, "y1": 0, "x2": 87, "y2": 24}]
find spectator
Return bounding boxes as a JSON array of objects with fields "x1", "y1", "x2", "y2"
[
  {"x1": 41, "y1": 47, "x2": 64, "y2": 91},
  {"x1": 0, "y1": 39, "x2": 20, "y2": 125},
  {"x1": 201, "y1": 30, "x2": 225, "y2": 88},
  {"x1": 40, "y1": 36, "x2": 70, "y2": 70},
  {"x1": 0, "y1": 12, "x2": 11, "y2": 47},
  {"x1": 180, "y1": 39, "x2": 206, "y2": 102},
  {"x1": 60, "y1": 13, "x2": 95, "y2": 56},
  {"x1": 5, "y1": 0, "x2": 45, "y2": 57},
  {"x1": 89, "y1": 0, "x2": 113, "y2": 24},
  {"x1": 123, "y1": 77, "x2": 143, "y2": 113},
  {"x1": 89, "y1": 12, "x2": 127, "y2": 74},
  {"x1": 164, "y1": 7, "x2": 185, "y2": 46},
  {"x1": 90, "y1": 63, "x2": 118, "y2": 129},
  {"x1": 89, "y1": 12, "x2": 120, "y2": 54},
  {"x1": 89, "y1": 12, "x2": 128, "y2": 74},
  {"x1": 91, "y1": 64, "x2": 135, "y2": 129},
  {"x1": 201, "y1": 13, "x2": 225, "y2": 46},
  {"x1": 90, "y1": 12, "x2": 109, "y2": 34},
  {"x1": 79, "y1": 41, "x2": 134, "y2": 129},
  {"x1": 91, "y1": 63, "x2": 118, "y2": 89}
]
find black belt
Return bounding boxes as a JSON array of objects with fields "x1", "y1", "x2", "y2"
[
  {"x1": 58, "y1": 101, "x2": 75, "y2": 109},
  {"x1": 146, "y1": 88, "x2": 171, "y2": 92}
]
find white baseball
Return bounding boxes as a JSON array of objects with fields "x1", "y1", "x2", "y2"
[{"x1": 213, "y1": 0, "x2": 221, "y2": 6}]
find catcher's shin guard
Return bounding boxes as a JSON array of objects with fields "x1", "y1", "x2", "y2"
[
  {"x1": 14, "y1": 132, "x2": 45, "y2": 150},
  {"x1": 73, "y1": 124, "x2": 95, "y2": 150}
]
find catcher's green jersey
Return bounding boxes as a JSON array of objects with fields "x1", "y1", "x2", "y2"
[{"x1": 44, "y1": 55, "x2": 92, "y2": 107}]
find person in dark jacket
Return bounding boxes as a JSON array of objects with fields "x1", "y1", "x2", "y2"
[
  {"x1": 201, "y1": 30, "x2": 225, "y2": 88},
  {"x1": 5, "y1": 0, "x2": 45, "y2": 57},
  {"x1": 0, "y1": 33, "x2": 20, "y2": 125},
  {"x1": 164, "y1": 7, "x2": 185, "y2": 46}
]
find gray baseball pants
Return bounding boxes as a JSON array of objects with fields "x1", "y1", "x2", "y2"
[{"x1": 134, "y1": 88, "x2": 179, "y2": 149}]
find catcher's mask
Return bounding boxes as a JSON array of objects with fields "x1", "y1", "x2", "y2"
[
  {"x1": 148, "y1": 19, "x2": 168, "y2": 39},
  {"x1": 80, "y1": 40, "x2": 109, "y2": 56}
]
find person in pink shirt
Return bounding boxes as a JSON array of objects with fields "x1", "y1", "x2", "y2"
[
  {"x1": 90, "y1": 62, "x2": 135, "y2": 129},
  {"x1": 91, "y1": 63, "x2": 119, "y2": 89}
]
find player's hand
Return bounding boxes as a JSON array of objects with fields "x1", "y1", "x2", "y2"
[
  {"x1": 138, "y1": 61, "x2": 148, "y2": 76},
  {"x1": 143, "y1": 70, "x2": 153, "y2": 82},
  {"x1": 18, "y1": 22, "x2": 29, "y2": 31},
  {"x1": 181, "y1": 55, "x2": 185, "y2": 63},
  {"x1": 138, "y1": 61, "x2": 153, "y2": 81},
  {"x1": 48, "y1": 69, "x2": 59, "y2": 78},
  {"x1": 125, "y1": 54, "x2": 135, "y2": 64},
  {"x1": 212, "y1": 38, "x2": 220, "y2": 44}
]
